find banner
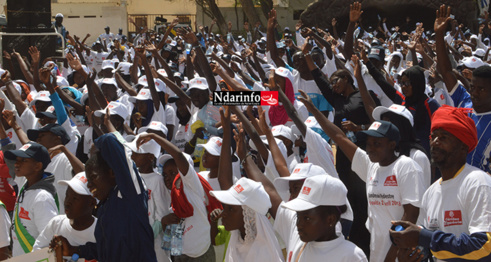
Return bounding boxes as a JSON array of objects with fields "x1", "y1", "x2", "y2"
[{"x1": 6, "y1": 247, "x2": 55, "y2": 262}]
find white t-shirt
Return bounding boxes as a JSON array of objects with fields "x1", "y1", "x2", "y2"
[
  {"x1": 172, "y1": 122, "x2": 193, "y2": 152},
  {"x1": 180, "y1": 164, "x2": 211, "y2": 257},
  {"x1": 12, "y1": 188, "x2": 58, "y2": 256},
  {"x1": 274, "y1": 204, "x2": 367, "y2": 262},
  {"x1": 32, "y1": 215, "x2": 97, "y2": 250},
  {"x1": 303, "y1": 127, "x2": 337, "y2": 178},
  {"x1": 45, "y1": 153, "x2": 74, "y2": 215},
  {"x1": 61, "y1": 118, "x2": 80, "y2": 155},
  {"x1": 19, "y1": 108, "x2": 40, "y2": 131},
  {"x1": 165, "y1": 104, "x2": 176, "y2": 126},
  {"x1": 421, "y1": 164, "x2": 491, "y2": 262},
  {"x1": 351, "y1": 148, "x2": 425, "y2": 262},
  {"x1": 0, "y1": 205, "x2": 10, "y2": 248},
  {"x1": 409, "y1": 149, "x2": 431, "y2": 193}
]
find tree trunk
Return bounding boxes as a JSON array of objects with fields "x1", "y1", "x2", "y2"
[
  {"x1": 238, "y1": 0, "x2": 263, "y2": 28},
  {"x1": 259, "y1": 0, "x2": 273, "y2": 20},
  {"x1": 200, "y1": 0, "x2": 228, "y2": 34}
]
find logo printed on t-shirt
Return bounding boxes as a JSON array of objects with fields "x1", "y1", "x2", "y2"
[
  {"x1": 147, "y1": 189, "x2": 152, "y2": 200},
  {"x1": 19, "y1": 207, "x2": 30, "y2": 220},
  {"x1": 444, "y1": 210, "x2": 463, "y2": 227},
  {"x1": 384, "y1": 175, "x2": 398, "y2": 186},
  {"x1": 302, "y1": 186, "x2": 311, "y2": 195},
  {"x1": 234, "y1": 184, "x2": 244, "y2": 193}
]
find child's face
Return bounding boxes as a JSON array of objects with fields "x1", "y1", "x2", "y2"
[
  {"x1": 296, "y1": 207, "x2": 334, "y2": 242},
  {"x1": 221, "y1": 203, "x2": 245, "y2": 232},
  {"x1": 131, "y1": 152, "x2": 154, "y2": 169},
  {"x1": 14, "y1": 157, "x2": 41, "y2": 178},
  {"x1": 201, "y1": 150, "x2": 219, "y2": 169},
  {"x1": 64, "y1": 187, "x2": 94, "y2": 220}
]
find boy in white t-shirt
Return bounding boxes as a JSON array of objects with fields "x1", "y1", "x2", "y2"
[{"x1": 34, "y1": 172, "x2": 97, "y2": 252}]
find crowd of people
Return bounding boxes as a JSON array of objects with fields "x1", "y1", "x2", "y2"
[{"x1": 0, "y1": 2, "x2": 489, "y2": 261}]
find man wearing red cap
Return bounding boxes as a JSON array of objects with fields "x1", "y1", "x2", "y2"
[{"x1": 389, "y1": 105, "x2": 491, "y2": 261}]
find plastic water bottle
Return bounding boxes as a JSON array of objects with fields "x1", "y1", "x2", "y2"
[
  {"x1": 205, "y1": 46, "x2": 213, "y2": 56},
  {"x1": 162, "y1": 224, "x2": 173, "y2": 251},
  {"x1": 343, "y1": 118, "x2": 357, "y2": 143},
  {"x1": 227, "y1": 33, "x2": 232, "y2": 44},
  {"x1": 171, "y1": 220, "x2": 184, "y2": 256},
  {"x1": 63, "y1": 253, "x2": 79, "y2": 261},
  {"x1": 185, "y1": 43, "x2": 192, "y2": 55},
  {"x1": 390, "y1": 224, "x2": 429, "y2": 259}
]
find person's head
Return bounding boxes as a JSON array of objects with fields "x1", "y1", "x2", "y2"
[
  {"x1": 292, "y1": 51, "x2": 308, "y2": 74},
  {"x1": 30, "y1": 91, "x2": 52, "y2": 113},
  {"x1": 311, "y1": 48, "x2": 325, "y2": 68},
  {"x1": 169, "y1": 95, "x2": 191, "y2": 123},
  {"x1": 356, "y1": 121, "x2": 400, "y2": 165},
  {"x1": 100, "y1": 80, "x2": 119, "y2": 102},
  {"x1": 27, "y1": 123, "x2": 71, "y2": 149},
  {"x1": 86, "y1": 150, "x2": 116, "y2": 201},
  {"x1": 127, "y1": 133, "x2": 160, "y2": 171},
  {"x1": 35, "y1": 105, "x2": 58, "y2": 126},
  {"x1": 93, "y1": 42, "x2": 103, "y2": 52},
  {"x1": 274, "y1": 163, "x2": 328, "y2": 200},
  {"x1": 271, "y1": 125, "x2": 295, "y2": 155},
  {"x1": 400, "y1": 66, "x2": 426, "y2": 103},
  {"x1": 101, "y1": 61, "x2": 116, "y2": 78},
  {"x1": 58, "y1": 172, "x2": 97, "y2": 220},
  {"x1": 330, "y1": 69, "x2": 355, "y2": 97},
  {"x1": 94, "y1": 101, "x2": 129, "y2": 132},
  {"x1": 118, "y1": 28, "x2": 123, "y2": 34},
  {"x1": 197, "y1": 137, "x2": 222, "y2": 169},
  {"x1": 68, "y1": 70, "x2": 86, "y2": 87},
  {"x1": 210, "y1": 178, "x2": 271, "y2": 232},
  {"x1": 470, "y1": 65, "x2": 491, "y2": 113},
  {"x1": 430, "y1": 105, "x2": 477, "y2": 169},
  {"x1": 187, "y1": 78, "x2": 210, "y2": 108},
  {"x1": 55, "y1": 13, "x2": 63, "y2": 25},
  {"x1": 138, "y1": 121, "x2": 168, "y2": 140},
  {"x1": 159, "y1": 153, "x2": 193, "y2": 190},
  {"x1": 367, "y1": 46, "x2": 385, "y2": 69},
  {"x1": 5, "y1": 142, "x2": 51, "y2": 179},
  {"x1": 104, "y1": 26, "x2": 110, "y2": 34},
  {"x1": 282, "y1": 175, "x2": 348, "y2": 242},
  {"x1": 271, "y1": 67, "x2": 293, "y2": 94},
  {"x1": 389, "y1": 52, "x2": 403, "y2": 70}
]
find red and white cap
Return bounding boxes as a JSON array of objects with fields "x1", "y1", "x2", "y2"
[
  {"x1": 58, "y1": 172, "x2": 92, "y2": 196},
  {"x1": 138, "y1": 121, "x2": 168, "y2": 136},
  {"x1": 271, "y1": 125, "x2": 294, "y2": 142},
  {"x1": 102, "y1": 60, "x2": 116, "y2": 70},
  {"x1": 128, "y1": 88, "x2": 152, "y2": 103},
  {"x1": 274, "y1": 67, "x2": 294, "y2": 84},
  {"x1": 372, "y1": 104, "x2": 414, "y2": 127},
  {"x1": 29, "y1": 91, "x2": 51, "y2": 106},
  {"x1": 56, "y1": 76, "x2": 69, "y2": 87},
  {"x1": 273, "y1": 163, "x2": 327, "y2": 193},
  {"x1": 126, "y1": 132, "x2": 161, "y2": 159},
  {"x1": 187, "y1": 77, "x2": 209, "y2": 92},
  {"x1": 197, "y1": 136, "x2": 222, "y2": 156},
  {"x1": 461, "y1": 56, "x2": 486, "y2": 69},
  {"x1": 94, "y1": 101, "x2": 130, "y2": 121},
  {"x1": 282, "y1": 175, "x2": 348, "y2": 211},
  {"x1": 138, "y1": 76, "x2": 167, "y2": 93},
  {"x1": 100, "y1": 78, "x2": 118, "y2": 87},
  {"x1": 210, "y1": 178, "x2": 272, "y2": 215}
]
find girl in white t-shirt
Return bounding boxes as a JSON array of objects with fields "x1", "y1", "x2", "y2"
[{"x1": 298, "y1": 92, "x2": 425, "y2": 262}]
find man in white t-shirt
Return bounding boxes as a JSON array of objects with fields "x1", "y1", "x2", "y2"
[{"x1": 390, "y1": 105, "x2": 491, "y2": 261}]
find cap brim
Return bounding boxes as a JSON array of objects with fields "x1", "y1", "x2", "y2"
[
  {"x1": 368, "y1": 55, "x2": 383, "y2": 61},
  {"x1": 158, "y1": 154, "x2": 173, "y2": 166},
  {"x1": 4, "y1": 150, "x2": 30, "y2": 160},
  {"x1": 57, "y1": 180, "x2": 91, "y2": 196},
  {"x1": 356, "y1": 130, "x2": 385, "y2": 141},
  {"x1": 372, "y1": 106, "x2": 390, "y2": 121},
  {"x1": 168, "y1": 96, "x2": 180, "y2": 103},
  {"x1": 209, "y1": 190, "x2": 242, "y2": 206},
  {"x1": 36, "y1": 112, "x2": 57, "y2": 119},
  {"x1": 281, "y1": 197, "x2": 318, "y2": 212},
  {"x1": 273, "y1": 176, "x2": 306, "y2": 193},
  {"x1": 94, "y1": 110, "x2": 105, "y2": 118},
  {"x1": 196, "y1": 144, "x2": 220, "y2": 156},
  {"x1": 27, "y1": 129, "x2": 40, "y2": 142}
]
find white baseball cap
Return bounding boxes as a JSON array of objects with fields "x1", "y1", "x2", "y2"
[
  {"x1": 126, "y1": 132, "x2": 161, "y2": 159},
  {"x1": 196, "y1": 136, "x2": 222, "y2": 156},
  {"x1": 157, "y1": 69, "x2": 168, "y2": 77},
  {"x1": 158, "y1": 152, "x2": 194, "y2": 167},
  {"x1": 187, "y1": 77, "x2": 209, "y2": 92},
  {"x1": 94, "y1": 101, "x2": 130, "y2": 121},
  {"x1": 274, "y1": 67, "x2": 294, "y2": 85},
  {"x1": 55, "y1": 13, "x2": 64, "y2": 18},
  {"x1": 128, "y1": 88, "x2": 152, "y2": 103},
  {"x1": 461, "y1": 56, "x2": 485, "y2": 69},
  {"x1": 372, "y1": 104, "x2": 414, "y2": 126},
  {"x1": 100, "y1": 78, "x2": 118, "y2": 87},
  {"x1": 292, "y1": 116, "x2": 322, "y2": 137},
  {"x1": 57, "y1": 172, "x2": 92, "y2": 196},
  {"x1": 29, "y1": 91, "x2": 51, "y2": 106},
  {"x1": 271, "y1": 125, "x2": 294, "y2": 142},
  {"x1": 112, "y1": 62, "x2": 132, "y2": 75},
  {"x1": 137, "y1": 76, "x2": 167, "y2": 93},
  {"x1": 248, "y1": 135, "x2": 288, "y2": 161},
  {"x1": 473, "y1": 48, "x2": 486, "y2": 57},
  {"x1": 1, "y1": 82, "x2": 22, "y2": 95},
  {"x1": 273, "y1": 163, "x2": 328, "y2": 193},
  {"x1": 210, "y1": 178, "x2": 272, "y2": 215},
  {"x1": 56, "y1": 76, "x2": 69, "y2": 87},
  {"x1": 282, "y1": 175, "x2": 348, "y2": 211},
  {"x1": 138, "y1": 121, "x2": 168, "y2": 136},
  {"x1": 102, "y1": 60, "x2": 116, "y2": 70}
]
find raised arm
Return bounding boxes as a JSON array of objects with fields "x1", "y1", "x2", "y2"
[
  {"x1": 297, "y1": 90, "x2": 358, "y2": 161},
  {"x1": 135, "y1": 49, "x2": 161, "y2": 111},
  {"x1": 266, "y1": 9, "x2": 286, "y2": 67},
  {"x1": 11, "y1": 50, "x2": 34, "y2": 84},
  {"x1": 28, "y1": 46, "x2": 42, "y2": 92},
  {"x1": 217, "y1": 107, "x2": 234, "y2": 190},
  {"x1": 230, "y1": 106, "x2": 269, "y2": 162},
  {"x1": 434, "y1": 5, "x2": 458, "y2": 92},
  {"x1": 1, "y1": 71, "x2": 27, "y2": 116},
  {"x1": 342, "y1": 2, "x2": 363, "y2": 61},
  {"x1": 153, "y1": 68, "x2": 192, "y2": 107},
  {"x1": 258, "y1": 109, "x2": 290, "y2": 178}
]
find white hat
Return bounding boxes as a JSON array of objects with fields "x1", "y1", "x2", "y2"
[
  {"x1": 94, "y1": 101, "x2": 129, "y2": 121},
  {"x1": 157, "y1": 69, "x2": 168, "y2": 77},
  {"x1": 273, "y1": 163, "x2": 327, "y2": 193},
  {"x1": 126, "y1": 132, "x2": 161, "y2": 159},
  {"x1": 55, "y1": 13, "x2": 64, "y2": 18},
  {"x1": 261, "y1": 63, "x2": 275, "y2": 72},
  {"x1": 138, "y1": 121, "x2": 168, "y2": 136},
  {"x1": 187, "y1": 77, "x2": 208, "y2": 92},
  {"x1": 128, "y1": 88, "x2": 152, "y2": 103},
  {"x1": 29, "y1": 91, "x2": 51, "y2": 106},
  {"x1": 282, "y1": 175, "x2": 348, "y2": 211},
  {"x1": 80, "y1": 88, "x2": 89, "y2": 105},
  {"x1": 210, "y1": 178, "x2": 272, "y2": 215},
  {"x1": 112, "y1": 62, "x2": 132, "y2": 75},
  {"x1": 248, "y1": 136, "x2": 288, "y2": 163},
  {"x1": 170, "y1": 40, "x2": 177, "y2": 47},
  {"x1": 137, "y1": 76, "x2": 166, "y2": 93},
  {"x1": 372, "y1": 104, "x2": 414, "y2": 126},
  {"x1": 196, "y1": 136, "x2": 222, "y2": 156},
  {"x1": 473, "y1": 48, "x2": 486, "y2": 57},
  {"x1": 102, "y1": 60, "x2": 116, "y2": 70},
  {"x1": 462, "y1": 56, "x2": 485, "y2": 69},
  {"x1": 292, "y1": 116, "x2": 322, "y2": 137},
  {"x1": 158, "y1": 152, "x2": 194, "y2": 167},
  {"x1": 100, "y1": 78, "x2": 118, "y2": 87},
  {"x1": 56, "y1": 76, "x2": 69, "y2": 87},
  {"x1": 57, "y1": 172, "x2": 92, "y2": 196},
  {"x1": 1, "y1": 82, "x2": 22, "y2": 95},
  {"x1": 274, "y1": 67, "x2": 294, "y2": 85},
  {"x1": 271, "y1": 125, "x2": 294, "y2": 142}
]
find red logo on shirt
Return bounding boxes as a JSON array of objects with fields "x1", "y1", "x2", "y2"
[
  {"x1": 7, "y1": 132, "x2": 12, "y2": 139},
  {"x1": 19, "y1": 207, "x2": 30, "y2": 220},
  {"x1": 301, "y1": 186, "x2": 311, "y2": 195},
  {"x1": 444, "y1": 210, "x2": 463, "y2": 227},
  {"x1": 185, "y1": 124, "x2": 189, "y2": 132},
  {"x1": 234, "y1": 184, "x2": 244, "y2": 193},
  {"x1": 303, "y1": 156, "x2": 308, "y2": 163},
  {"x1": 148, "y1": 189, "x2": 152, "y2": 200},
  {"x1": 384, "y1": 175, "x2": 398, "y2": 186}
]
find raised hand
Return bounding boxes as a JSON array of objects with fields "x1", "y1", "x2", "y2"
[
  {"x1": 171, "y1": 18, "x2": 179, "y2": 28},
  {"x1": 38, "y1": 67, "x2": 52, "y2": 84},
  {"x1": 258, "y1": 109, "x2": 270, "y2": 135},
  {"x1": 434, "y1": 5, "x2": 451, "y2": 34},
  {"x1": 3, "y1": 110, "x2": 16, "y2": 127},
  {"x1": 297, "y1": 89, "x2": 315, "y2": 111},
  {"x1": 349, "y1": 2, "x2": 363, "y2": 23},
  {"x1": 66, "y1": 53, "x2": 82, "y2": 71},
  {"x1": 28, "y1": 46, "x2": 40, "y2": 64},
  {"x1": 1, "y1": 70, "x2": 11, "y2": 83},
  {"x1": 268, "y1": 9, "x2": 277, "y2": 29},
  {"x1": 295, "y1": 20, "x2": 302, "y2": 31},
  {"x1": 332, "y1": 18, "x2": 337, "y2": 27},
  {"x1": 2, "y1": 51, "x2": 11, "y2": 60},
  {"x1": 232, "y1": 123, "x2": 247, "y2": 160},
  {"x1": 351, "y1": 54, "x2": 362, "y2": 78}
]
